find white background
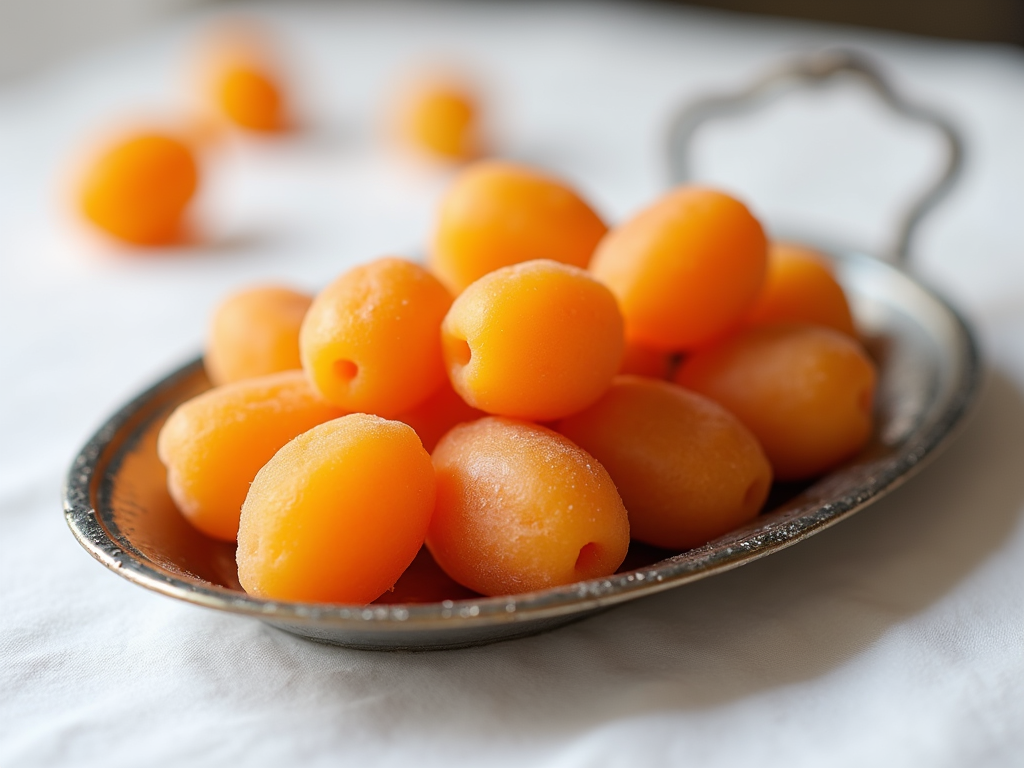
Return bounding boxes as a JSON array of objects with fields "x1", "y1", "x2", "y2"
[{"x1": 1, "y1": 2, "x2": 1022, "y2": 766}]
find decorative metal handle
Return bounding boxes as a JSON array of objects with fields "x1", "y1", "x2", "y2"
[{"x1": 666, "y1": 49, "x2": 964, "y2": 267}]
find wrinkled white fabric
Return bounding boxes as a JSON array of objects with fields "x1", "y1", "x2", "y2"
[{"x1": 1, "y1": 3, "x2": 1022, "y2": 767}]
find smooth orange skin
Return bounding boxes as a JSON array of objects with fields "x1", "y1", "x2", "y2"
[
  {"x1": 205, "y1": 285, "x2": 312, "y2": 386},
  {"x1": 589, "y1": 186, "x2": 767, "y2": 350},
  {"x1": 442, "y1": 260, "x2": 625, "y2": 421},
  {"x1": 156, "y1": 371, "x2": 345, "y2": 541},
  {"x1": 676, "y1": 324, "x2": 877, "y2": 481},
  {"x1": 199, "y1": 28, "x2": 288, "y2": 133},
  {"x1": 217, "y1": 67, "x2": 286, "y2": 132},
  {"x1": 557, "y1": 376, "x2": 772, "y2": 550},
  {"x1": 430, "y1": 161, "x2": 608, "y2": 294},
  {"x1": 237, "y1": 414, "x2": 436, "y2": 604},
  {"x1": 79, "y1": 133, "x2": 198, "y2": 245},
  {"x1": 744, "y1": 243, "x2": 856, "y2": 336},
  {"x1": 620, "y1": 341, "x2": 672, "y2": 379},
  {"x1": 427, "y1": 418, "x2": 630, "y2": 596},
  {"x1": 397, "y1": 81, "x2": 480, "y2": 160},
  {"x1": 300, "y1": 257, "x2": 454, "y2": 418},
  {"x1": 395, "y1": 379, "x2": 486, "y2": 453}
]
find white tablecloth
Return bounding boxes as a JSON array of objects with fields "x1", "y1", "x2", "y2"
[{"x1": 2, "y1": 3, "x2": 1022, "y2": 766}]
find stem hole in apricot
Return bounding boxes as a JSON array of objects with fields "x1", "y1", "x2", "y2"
[
  {"x1": 575, "y1": 542, "x2": 602, "y2": 575},
  {"x1": 449, "y1": 337, "x2": 472, "y2": 368},
  {"x1": 333, "y1": 359, "x2": 359, "y2": 382}
]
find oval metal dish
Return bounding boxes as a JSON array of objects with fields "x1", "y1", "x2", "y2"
[{"x1": 63, "y1": 51, "x2": 981, "y2": 650}]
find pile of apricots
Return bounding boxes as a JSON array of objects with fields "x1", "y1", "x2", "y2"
[{"x1": 156, "y1": 159, "x2": 878, "y2": 605}]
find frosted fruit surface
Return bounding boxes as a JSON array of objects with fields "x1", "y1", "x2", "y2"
[
  {"x1": 441, "y1": 259, "x2": 624, "y2": 421},
  {"x1": 427, "y1": 417, "x2": 630, "y2": 596},
  {"x1": 300, "y1": 257, "x2": 453, "y2": 418},
  {"x1": 156, "y1": 370, "x2": 345, "y2": 541},
  {"x1": 237, "y1": 414, "x2": 435, "y2": 604}
]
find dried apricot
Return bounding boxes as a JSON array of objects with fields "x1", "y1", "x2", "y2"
[
  {"x1": 427, "y1": 417, "x2": 629, "y2": 596},
  {"x1": 441, "y1": 259, "x2": 624, "y2": 421},
  {"x1": 557, "y1": 376, "x2": 772, "y2": 550},
  {"x1": 744, "y1": 243, "x2": 856, "y2": 336},
  {"x1": 237, "y1": 414, "x2": 435, "y2": 604},
  {"x1": 676, "y1": 324, "x2": 876, "y2": 480},
  {"x1": 430, "y1": 161, "x2": 607, "y2": 294},
  {"x1": 589, "y1": 186, "x2": 767, "y2": 350},
  {"x1": 205, "y1": 285, "x2": 312, "y2": 386},
  {"x1": 300, "y1": 257, "x2": 453, "y2": 418},
  {"x1": 156, "y1": 371, "x2": 345, "y2": 541}
]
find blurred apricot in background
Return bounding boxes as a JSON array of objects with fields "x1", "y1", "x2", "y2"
[
  {"x1": 392, "y1": 73, "x2": 483, "y2": 161},
  {"x1": 78, "y1": 131, "x2": 198, "y2": 246},
  {"x1": 195, "y1": 22, "x2": 289, "y2": 133}
]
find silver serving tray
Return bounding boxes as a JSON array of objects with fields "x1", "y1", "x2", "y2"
[{"x1": 63, "y1": 51, "x2": 981, "y2": 651}]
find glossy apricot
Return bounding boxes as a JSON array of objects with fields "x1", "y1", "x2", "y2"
[
  {"x1": 79, "y1": 133, "x2": 198, "y2": 245},
  {"x1": 676, "y1": 324, "x2": 877, "y2": 481},
  {"x1": 442, "y1": 259, "x2": 625, "y2": 421},
  {"x1": 205, "y1": 285, "x2": 312, "y2": 386},
  {"x1": 589, "y1": 186, "x2": 767, "y2": 350},
  {"x1": 156, "y1": 371, "x2": 345, "y2": 541},
  {"x1": 396, "y1": 78, "x2": 481, "y2": 160},
  {"x1": 427, "y1": 417, "x2": 630, "y2": 596},
  {"x1": 237, "y1": 414, "x2": 435, "y2": 604},
  {"x1": 557, "y1": 376, "x2": 772, "y2": 550},
  {"x1": 395, "y1": 379, "x2": 486, "y2": 453},
  {"x1": 744, "y1": 243, "x2": 856, "y2": 336},
  {"x1": 300, "y1": 257, "x2": 453, "y2": 418},
  {"x1": 430, "y1": 161, "x2": 608, "y2": 294}
]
